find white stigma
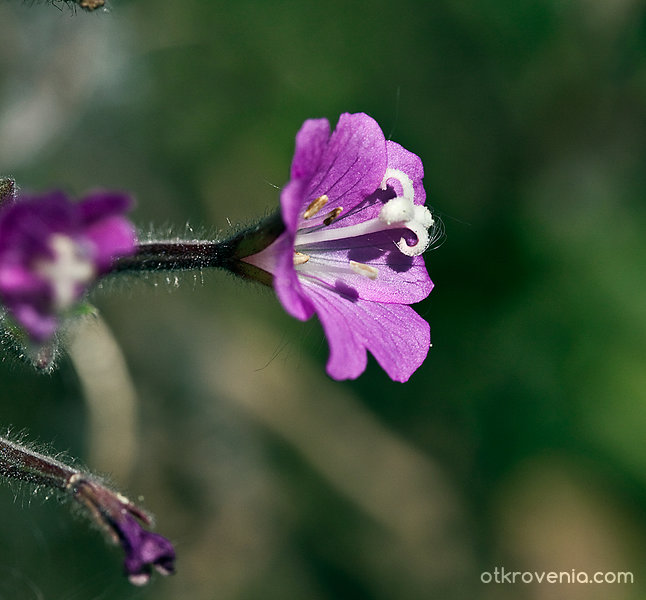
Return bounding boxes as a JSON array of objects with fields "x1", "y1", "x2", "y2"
[
  {"x1": 378, "y1": 197, "x2": 434, "y2": 256},
  {"x1": 35, "y1": 234, "x2": 95, "y2": 310},
  {"x1": 379, "y1": 196, "x2": 415, "y2": 224},
  {"x1": 381, "y1": 168, "x2": 415, "y2": 200},
  {"x1": 378, "y1": 169, "x2": 434, "y2": 256},
  {"x1": 295, "y1": 166, "x2": 433, "y2": 257}
]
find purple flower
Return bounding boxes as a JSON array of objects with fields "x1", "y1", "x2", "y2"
[
  {"x1": 0, "y1": 190, "x2": 136, "y2": 342},
  {"x1": 244, "y1": 113, "x2": 435, "y2": 382}
]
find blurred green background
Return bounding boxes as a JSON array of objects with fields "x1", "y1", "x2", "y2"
[{"x1": 1, "y1": 0, "x2": 646, "y2": 598}]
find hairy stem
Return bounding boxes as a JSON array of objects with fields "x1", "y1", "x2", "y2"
[
  {"x1": 112, "y1": 241, "x2": 232, "y2": 272},
  {"x1": 0, "y1": 433, "x2": 175, "y2": 583},
  {"x1": 111, "y1": 211, "x2": 285, "y2": 277},
  {"x1": 0, "y1": 435, "x2": 76, "y2": 490}
]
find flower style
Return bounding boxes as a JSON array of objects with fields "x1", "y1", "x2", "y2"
[
  {"x1": 244, "y1": 113, "x2": 435, "y2": 382},
  {"x1": 0, "y1": 190, "x2": 136, "y2": 343}
]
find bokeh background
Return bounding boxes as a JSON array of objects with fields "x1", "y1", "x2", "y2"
[{"x1": 1, "y1": 0, "x2": 646, "y2": 598}]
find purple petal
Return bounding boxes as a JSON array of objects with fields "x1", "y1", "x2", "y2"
[
  {"x1": 281, "y1": 120, "x2": 331, "y2": 233},
  {"x1": 271, "y1": 232, "x2": 315, "y2": 321},
  {"x1": 78, "y1": 191, "x2": 134, "y2": 225},
  {"x1": 284, "y1": 113, "x2": 388, "y2": 234},
  {"x1": 384, "y1": 140, "x2": 426, "y2": 206},
  {"x1": 289, "y1": 120, "x2": 331, "y2": 184},
  {"x1": 298, "y1": 250, "x2": 433, "y2": 304},
  {"x1": 0, "y1": 193, "x2": 76, "y2": 256},
  {"x1": 12, "y1": 304, "x2": 58, "y2": 342},
  {"x1": 84, "y1": 216, "x2": 137, "y2": 273},
  {"x1": 303, "y1": 280, "x2": 431, "y2": 382},
  {"x1": 243, "y1": 229, "x2": 315, "y2": 321},
  {"x1": 296, "y1": 229, "x2": 433, "y2": 304},
  {"x1": 325, "y1": 141, "x2": 426, "y2": 230},
  {"x1": 311, "y1": 140, "x2": 425, "y2": 230},
  {"x1": 0, "y1": 263, "x2": 55, "y2": 342},
  {"x1": 0, "y1": 263, "x2": 45, "y2": 295}
]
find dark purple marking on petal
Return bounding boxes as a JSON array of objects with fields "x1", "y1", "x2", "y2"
[
  {"x1": 333, "y1": 280, "x2": 359, "y2": 302},
  {"x1": 385, "y1": 248, "x2": 415, "y2": 274}
]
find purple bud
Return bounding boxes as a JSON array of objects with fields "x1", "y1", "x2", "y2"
[
  {"x1": 119, "y1": 514, "x2": 177, "y2": 585},
  {"x1": 69, "y1": 476, "x2": 176, "y2": 585}
]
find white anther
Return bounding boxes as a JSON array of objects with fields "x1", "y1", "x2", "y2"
[
  {"x1": 303, "y1": 195, "x2": 329, "y2": 219},
  {"x1": 293, "y1": 252, "x2": 310, "y2": 265},
  {"x1": 349, "y1": 260, "x2": 379, "y2": 280},
  {"x1": 323, "y1": 207, "x2": 343, "y2": 226}
]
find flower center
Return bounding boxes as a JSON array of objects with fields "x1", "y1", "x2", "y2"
[
  {"x1": 35, "y1": 234, "x2": 96, "y2": 310},
  {"x1": 296, "y1": 168, "x2": 434, "y2": 258}
]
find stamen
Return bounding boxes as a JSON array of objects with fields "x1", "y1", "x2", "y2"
[
  {"x1": 293, "y1": 251, "x2": 310, "y2": 265},
  {"x1": 303, "y1": 195, "x2": 329, "y2": 219},
  {"x1": 349, "y1": 260, "x2": 379, "y2": 280},
  {"x1": 323, "y1": 207, "x2": 343, "y2": 226}
]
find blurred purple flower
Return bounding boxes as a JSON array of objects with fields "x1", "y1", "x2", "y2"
[
  {"x1": 244, "y1": 113, "x2": 435, "y2": 382},
  {"x1": 117, "y1": 513, "x2": 176, "y2": 585},
  {"x1": 70, "y1": 476, "x2": 175, "y2": 585},
  {"x1": 0, "y1": 190, "x2": 136, "y2": 342}
]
